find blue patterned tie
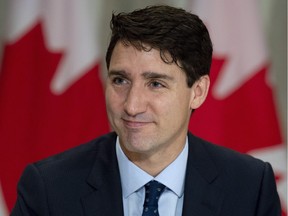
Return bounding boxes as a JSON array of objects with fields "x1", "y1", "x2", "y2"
[{"x1": 142, "y1": 180, "x2": 165, "y2": 216}]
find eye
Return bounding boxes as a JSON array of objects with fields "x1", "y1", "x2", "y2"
[
  {"x1": 112, "y1": 77, "x2": 128, "y2": 85},
  {"x1": 149, "y1": 81, "x2": 165, "y2": 88}
]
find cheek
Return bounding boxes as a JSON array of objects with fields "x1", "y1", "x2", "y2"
[
  {"x1": 105, "y1": 88, "x2": 127, "y2": 120},
  {"x1": 160, "y1": 89, "x2": 190, "y2": 108},
  {"x1": 156, "y1": 92, "x2": 191, "y2": 120},
  {"x1": 152, "y1": 95, "x2": 178, "y2": 119},
  {"x1": 105, "y1": 88, "x2": 119, "y2": 114}
]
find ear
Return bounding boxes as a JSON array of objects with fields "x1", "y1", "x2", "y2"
[{"x1": 189, "y1": 75, "x2": 210, "y2": 110}]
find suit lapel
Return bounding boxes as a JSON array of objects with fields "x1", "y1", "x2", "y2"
[
  {"x1": 81, "y1": 133, "x2": 124, "y2": 216},
  {"x1": 182, "y1": 133, "x2": 224, "y2": 216}
]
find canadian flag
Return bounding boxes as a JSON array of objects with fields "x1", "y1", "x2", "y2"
[
  {"x1": 188, "y1": 0, "x2": 287, "y2": 215},
  {"x1": 0, "y1": 0, "x2": 109, "y2": 213}
]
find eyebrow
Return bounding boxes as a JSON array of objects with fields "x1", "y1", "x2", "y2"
[
  {"x1": 142, "y1": 71, "x2": 174, "y2": 81},
  {"x1": 108, "y1": 70, "x2": 174, "y2": 81},
  {"x1": 108, "y1": 70, "x2": 127, "y2": 77}
]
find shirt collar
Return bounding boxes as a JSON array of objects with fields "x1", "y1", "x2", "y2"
[{"x1": 116, "y1": 136, "x2": 188, "y2": 198}]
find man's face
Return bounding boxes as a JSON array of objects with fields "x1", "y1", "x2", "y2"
[{"x1": 105, "y1": 42, "x2": 197, "y2": 160}]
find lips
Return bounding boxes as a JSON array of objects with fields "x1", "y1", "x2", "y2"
[{"x1": 122, "y1": 118, "x2": 151, "y2": 128}]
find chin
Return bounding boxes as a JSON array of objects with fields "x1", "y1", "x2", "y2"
[{"x1": 123, "y1": 137, "x2": 155, "y2": 153}]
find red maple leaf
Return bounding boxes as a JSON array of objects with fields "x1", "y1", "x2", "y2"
[
  {"x1": 0, "y1": 23, "x2": 109, "y2": 210},
  {"x1": 189, "y1": 57, "x2": 282, "y2": 152}
]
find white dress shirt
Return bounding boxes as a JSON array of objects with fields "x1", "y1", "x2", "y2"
[{"x1": 116, "y1": 137, "x2": 188, "y2": 216}]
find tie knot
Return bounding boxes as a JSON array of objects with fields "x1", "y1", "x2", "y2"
[{"x1": 144, "y1": 180, "x2": 165, "y2": 207}]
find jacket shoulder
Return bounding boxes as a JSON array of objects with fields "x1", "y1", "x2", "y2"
[
  {"x1": 188, "y1": 133, "x2": 269, "y2": 179},
  {"x1": 34, "y1": 132, "x2": 117, "y2": 174},
  {"x1": 187, "y1": 133, "x2": 281, "y2": 215}
]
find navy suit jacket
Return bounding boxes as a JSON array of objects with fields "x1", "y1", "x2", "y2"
[{"x1": 11, "y1": 132, "x2": 281, "y2": 215}]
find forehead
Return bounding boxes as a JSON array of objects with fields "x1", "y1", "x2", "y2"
[{"x1": 109, "y1": 42, "x2": 181, "y2": 75}]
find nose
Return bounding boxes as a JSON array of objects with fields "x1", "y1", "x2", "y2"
[{"x1": 124, "y1": 84, "x2": 147, "y2": 117}]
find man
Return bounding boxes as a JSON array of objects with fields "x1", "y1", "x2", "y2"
[{"x1": 11, "y1": 5, "x2": 280, "y2": 216}]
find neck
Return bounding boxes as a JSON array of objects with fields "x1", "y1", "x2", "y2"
[{"x1": 123, "y1": 141, "x2": 186, "y2": 177}]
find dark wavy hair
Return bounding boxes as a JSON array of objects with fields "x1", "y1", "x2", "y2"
[{"x1": 105, "y1": 5, "x2": 213, "y2": 87}]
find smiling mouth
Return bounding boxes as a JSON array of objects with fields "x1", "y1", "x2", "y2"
[{"x1": 122, "y1": 119, "x2": 151, "y2": 128}]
